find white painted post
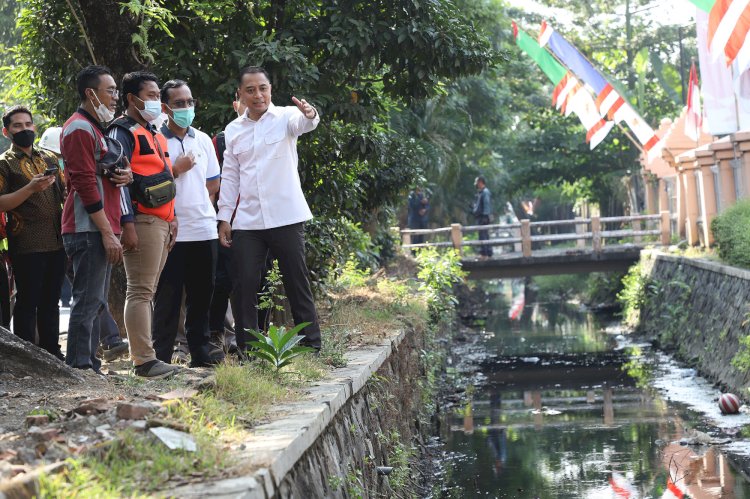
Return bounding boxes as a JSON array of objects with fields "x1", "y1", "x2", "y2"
[
  {"x1": 402, "y1": 232, "x2": 411, "y2": 256},
  {"x1": 660, "y1": 210, "x2": 671, "y2": 246},
  {"x1": 592, "y1": 216, "x2": 602, "y2": 253},
  {"x1": 451, "y1": 224, "x2": 463, "y2": 255},
  {"x1": 575, "y1": 217, "x2": 585, "y2": 249},
  {"x1": 513, "y1": 226, "x2": 522, "y2": 253},
  {"x1": 521, "y1": 220, "x2": 532, "y2": 257}
]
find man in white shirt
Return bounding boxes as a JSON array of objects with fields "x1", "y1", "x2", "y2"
[
  {"x1": 152, "y1": 79, "x2": 223, "y2": 366},
  {"x1": 217, "y1": 66, "x2": 321, "y2": 353}
]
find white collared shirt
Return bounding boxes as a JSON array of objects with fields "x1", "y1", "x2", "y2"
[
  {"x1": 161, "y1": 124, "x2": 220, "y2": 241},
  {"x1": 217, "y1": 103, "x2": 319, "y2": 230}
]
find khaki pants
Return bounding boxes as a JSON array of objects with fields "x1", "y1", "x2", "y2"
[{"x1": 123, "y1": 214, "x2": 170, "y2": 365}]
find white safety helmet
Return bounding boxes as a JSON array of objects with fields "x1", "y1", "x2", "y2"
[{"x1": 39, "y1": 126, "x2": 62, "y2": 155}]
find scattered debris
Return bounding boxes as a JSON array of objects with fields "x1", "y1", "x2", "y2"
[
  {"x1": 25, "y1": 415, "x2": 49, "y2": 427},
  {"x1": 157, "y1": 388, "x2": 198, "y2": 401},
  {"x1": 149, "y1": 427, "x2": 196, "y2": 452},
  {"x1": 73, "y1": 398, "x2": 112, "y2": 415},
  {"x1": 116, "y1": 402, "x2": 155, "y2": 420}
]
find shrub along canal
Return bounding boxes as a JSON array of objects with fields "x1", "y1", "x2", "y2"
[{"x1": 433, "y1": 279, "x2": 750, "y2": 498}]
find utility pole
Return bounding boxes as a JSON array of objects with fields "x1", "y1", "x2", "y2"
[
  {"x1": 678, "y1": 26, "x2": 686, "y2": 102},
  {"x1": 626, "y1": 0, "x2": 635, "y2": 91}
]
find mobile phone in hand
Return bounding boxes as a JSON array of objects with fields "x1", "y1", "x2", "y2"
[{"x1": 43, "y1": 167, "x2": 58, "y2": 176}]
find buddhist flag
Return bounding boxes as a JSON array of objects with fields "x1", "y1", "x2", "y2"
[
  {"x1": 690, "y1": 0, "x2": 750, "y2": 73},
  {"x1": 539, "y1": 21, "x2": 662, "y2": 159},
  {"x1": 513, "y1": 22, "x2": 614, "y2": 149},
  {"x1": 685, "y1": 62, "x2": 703, "y2": 140}
]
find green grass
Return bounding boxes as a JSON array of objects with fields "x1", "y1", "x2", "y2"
[
  {"x1": 40, "y1": 272, "x2": 432, "y2": 497},
  {"x1": 40, "y1": 428, "x2": 225, "y2": 497}
]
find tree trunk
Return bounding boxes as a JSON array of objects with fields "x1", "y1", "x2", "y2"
[{"x1": 78, "y1": 0, "x2": 145, "y2": 80}]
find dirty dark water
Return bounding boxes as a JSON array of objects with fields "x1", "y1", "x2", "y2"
[{"x1": 432, "y1": 281, "x2": 750, "y2": 499}]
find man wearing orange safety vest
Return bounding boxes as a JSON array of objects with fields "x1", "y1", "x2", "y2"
[{"x1": 109, "y1": 71, "x2": 180, "y2": 379}]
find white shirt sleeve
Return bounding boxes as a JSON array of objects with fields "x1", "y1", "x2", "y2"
[
  {"x1": 217, "y1": 131, "x2": 240, "y2": 224},
  {"x1": 287, "y1": 106, "x2": 320, "y2": 137}
]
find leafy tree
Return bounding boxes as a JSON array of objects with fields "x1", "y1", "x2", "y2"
[{"x1": 5, "y1": 0, "x2": 497, "y2": 282}]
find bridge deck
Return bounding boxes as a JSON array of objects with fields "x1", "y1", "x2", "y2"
[{"x1": 461, "y1": 244, "x2": 643, "y2": 278}]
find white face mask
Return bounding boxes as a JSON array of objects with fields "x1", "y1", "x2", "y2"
[
  {"x1": 90, "y1": 91, "x2": 115, "y2": 123},
  {"x1": 136, "y1": 96, "x2": 162, "y2": 123}
]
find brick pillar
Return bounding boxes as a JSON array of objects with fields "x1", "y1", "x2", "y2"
[
  {"x1": 695, "y1": 145, "x2": 717, "y2": 246},
  {"x1": 711, "y1": 138, "x2": 737, "y2": 211},
  {"x1": 677, "y1": 150, "x2": 701, "y2": 245}
]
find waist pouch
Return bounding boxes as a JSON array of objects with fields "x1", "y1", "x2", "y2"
[{"x1": 132, "y1": 171, "x2": 176, "y2": 208}]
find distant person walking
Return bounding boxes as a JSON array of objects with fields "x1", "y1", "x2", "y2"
[
  {"x1": 473, "y1": 175, "x2": 492, "y2": 260},
  {"x1": 407, "y1": 187, "x2": 429, "y2": 246}
]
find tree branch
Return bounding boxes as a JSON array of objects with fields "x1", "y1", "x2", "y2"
[{"x1": 64, "y1": 0, "x2": 97, "y2": 64}]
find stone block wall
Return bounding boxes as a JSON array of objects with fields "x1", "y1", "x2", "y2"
[
  {"x1": 637, "y1": 251, "x2": 750, "y2": 394},
  {"x1": 277, "y1": 325, "x2": 429, "y2": 498}
]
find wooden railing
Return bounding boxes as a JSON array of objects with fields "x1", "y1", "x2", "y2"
[{"x1": 398, "y1": 211, "x2": 671, "y2": 257}]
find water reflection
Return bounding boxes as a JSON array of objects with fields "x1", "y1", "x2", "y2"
[{"x1": 438, "y1": 290, "x2": 750, "y2": 498}]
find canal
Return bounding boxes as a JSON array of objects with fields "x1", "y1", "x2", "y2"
[{"x1": 434, "y1": 279, "x2": 750, "y2": 498}]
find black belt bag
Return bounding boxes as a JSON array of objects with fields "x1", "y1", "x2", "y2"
[
  {"x1": 132, "y1": 133, "x2": 176, "y2": 209},
  {"x1": 132, "y1": 171, "x2": 176, "y2": 208}
]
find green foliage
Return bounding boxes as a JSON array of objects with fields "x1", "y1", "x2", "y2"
[
  {"x1": 5, "y1": 0, "x2": 496, "y2": 282},
  {"x1": 731, "y1": 335, "x2": 750, "y2": 372},
  {"x1": 246, "y1": 322, "x2": 315, "y2": 370},
  {"x1": 533, "y1": 274, "x2": 587, "y2": 302},
  {"x1": 335, "y1": 256, "x2": 372, "y2": 289},
  {"x1": 415, "y1": 248, "x2": 466, "y2": 319},
  {"x1": 617, "y1": 262, "x2": 652, "y2": 326},
  {"x1": 27, "y1": 407, "x2": 59, "y2": 421},
  {"x1": 584, "y1": 271, "x2": 627, "y2": 307},
  {"x1": 257, "y1": 260, "x2": 285, "y2": 321},
  {"x1": 40, "y1": 428, "x2": 225, "y2": 496},
  {"x1": 711, "y1": 200, "x2": 750, "y2": 268}
]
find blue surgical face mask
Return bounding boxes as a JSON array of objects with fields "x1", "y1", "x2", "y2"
[
  {"x1": 169, "y1": 106, "x2": 195, "y2": 129},
  {"x1": 135, "y1": 96, "x2": 162, "y2": 123}
]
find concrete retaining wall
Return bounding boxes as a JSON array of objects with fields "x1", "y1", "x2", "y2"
[
  {"x1": 637, "y1": 251, "x2": 750, "y2": 394},
  {"x1": 169, "y1": 323, "x2": 430, "y2": 498}
]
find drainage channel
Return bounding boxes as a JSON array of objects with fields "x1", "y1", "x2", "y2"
[{"x1": 433, "y1": 285, "x2": 750, "y2": 498}]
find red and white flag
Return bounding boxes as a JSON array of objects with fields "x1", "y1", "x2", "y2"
[
  {"x1": 707, "y1": 0, "x2": 750, "y2": 67},
  {"x1": 685, "y1": 62, "x2": 703, "y2": 141}
]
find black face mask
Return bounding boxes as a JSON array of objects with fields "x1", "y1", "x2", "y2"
[{"x1": 11, "y1": 129, "x2": 35, "y2": 148}]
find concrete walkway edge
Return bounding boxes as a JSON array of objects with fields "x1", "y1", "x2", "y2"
[{"x1": 167, "y1": 328, "x2": 409, "y2": 498}]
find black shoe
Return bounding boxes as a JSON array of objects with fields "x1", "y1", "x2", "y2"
[
  {"x1": 102, "y1": 341, "x2": 130, "y2": 361},
  {"x1": 50, "y1": 349, "x2": 65, "y2": 362},
  {"x1": 189, "y1": 350, "x2": 225, "y2": 368}
]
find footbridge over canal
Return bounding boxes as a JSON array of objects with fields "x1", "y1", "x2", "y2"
[{"x1": 398, "y1": 211, "x2": 672, "y2": 279}]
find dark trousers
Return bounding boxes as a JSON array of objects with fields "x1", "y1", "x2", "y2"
[
  {"x1": 152, "y1": 239, "x2": 218, "y2": 364},
  {"x1": 11, "y1": 249, "x2": 66, "y2": 354},
  {"x1": 208, "y1": 244, "x2": 232, "y2": 334},
  {"x1": 230, "y1": 223, "x2": 321, "y2": 350},
  {"x1": 64, "y1": 232, "x2": 111, "y2": 371},
  {"x1": 476, "y1": 215, "x2": 493, "y2": 257},
  {"x1": 0, "y1": 253, "x2": 11, "y2": 329},
  {"x1": 65, "y1": 258, "x2": 120, "y2": 348}
]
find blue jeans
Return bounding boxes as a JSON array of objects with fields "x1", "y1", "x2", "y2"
[{"x1": 63, "y1": 232, "x2": 112, "y2": 371}]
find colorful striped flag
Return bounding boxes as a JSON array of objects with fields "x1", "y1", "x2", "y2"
[
  {"x1": 685, "y1": 62, "x2": 703, "y2": 140},
  {"x1": 513, "y1": 22, "x2": 614, "y2": 149},
  {"x1": 690, "y1": 0, "x2": 750, "y2": 71},
  {"x1": 539, "y1": 21, "x2": 662, "y2": 158}
]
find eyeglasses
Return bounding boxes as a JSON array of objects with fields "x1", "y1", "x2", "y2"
[
  {"x1": 97, "y1": 88, "x2": 119, "y2": 98},
  {"x1": 170, "y1": 99, "x2": 197, "y2": 109}
]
